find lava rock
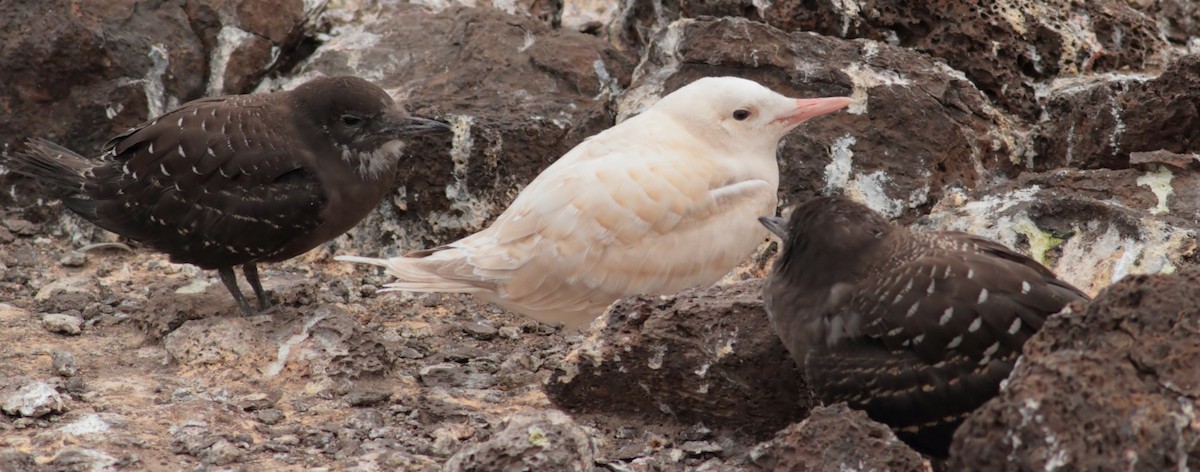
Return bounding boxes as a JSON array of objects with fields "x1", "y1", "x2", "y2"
[
  {"x1": 182, "y1": 0, "x2": 312, "y2": 94},
  {"x1": 308, "y1": 308, "x2": 396, "y2": 379},
  {"x1": 3, "y1": 219, "x2": 37, "y2": 236},
  {"x1": 343, "y1": 389, "x2": 391, "y2": 407},
  {"x1": 1132, "y1": 0, "x2": 1200, "y2": 44},
  {"x1": 444, "y1": 409, "x2": 595, "y2": 472},
  {"x1": 748, "y1": 404, "x2": 929, "y2": 471},
  {"x1": 51, "y1": 350, "x2": 78, "y2": 377},
  {"x1": 0, "y1": 0, "x2": 310, "y2": 188},
  {"x1": 255, "y1": 409, "x2": 285, "y2": 425},
  {"x1": 950, "y1": 268, "x2": 1200, "y2": 470},
  {"x1": 916, "y1": 169, "x2": 1199, "y2": 295},
  {"x1": 624, "y1": 16, "x2": 1018, "y2": 221},
  {"x1": 420, "y1": 363, "x2": 496, "y2": 389},
  {"x1": 1037, "y1": 55, "x2": 1200, "y2": 171},
  {"x1": 545, "y1": 279, "x2": 810, "y2": 439},
  {"x1": 42, "y1": 313, "x2": 84, "y2": 336},
  {"x1": 46, "y1": 447, "x2": 119, "y2": 471},
  {"x1": 235, "y1": 392, "x2": 277, "y2": 411},
  {"x1": 657, "y1": 0, "x2": 1167, "y2": 119},
  {"x1": 34, "y1": 276, "x2": 98, "y2": 314},
  {"x1": 461, "y1": 321, "x2": 499, "y2": 340},
  {"x1": 164, "y1": 317, "x2": 260, "y2": 367},
  {"x1": 3, "y1": 381, "x2": 67, "y2": 418},
  {"x1": 0, "y1": 449, "x2": 35, "y2": 472}
]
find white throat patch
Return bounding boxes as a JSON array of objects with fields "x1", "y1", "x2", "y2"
[{"x1": 341, "y1": 140, "x2": 404, "y2": 180}]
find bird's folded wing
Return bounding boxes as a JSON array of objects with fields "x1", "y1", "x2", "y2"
[
  {"x1": 458, "y1": 154, "x2": 775, "y2": 302},
  {"x1": 105, "y1": 96, "x2": 282, "y2": 188},
  {"x1": 852, "y1": 247, "x2": 1083, "y2": 365},
  {"x1": 83, "y1": 100, "x2": 326, "y2": 264}
]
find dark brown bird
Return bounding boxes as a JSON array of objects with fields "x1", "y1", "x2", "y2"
[
  {"x1": 759, "y1": 196, "x2": 1088, "y2": 458},
  {"x1": 5, "y1": 76, "x2": 450, "y2": 315}
]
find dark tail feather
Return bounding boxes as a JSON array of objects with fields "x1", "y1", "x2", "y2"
[{"x1": 5, "y1": 138, "x2": 92, "y2": 192}]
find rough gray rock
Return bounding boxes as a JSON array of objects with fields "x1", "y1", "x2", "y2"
[
  {"x1": 915, "y1": 168, "x2": 1198, "y2": 295},
  {"x1": 0, "y1": 0, "x2": 313, "y2": 171},
  {"x1": 164, "y1": 316, "x2": 261, "y2": 367},
  {"x1": 950, "y1": 268, "x2": 1200, "y2": 470},
  {"x1": 0, "y1": 449, "x2": 35, "y2": 472},
  {"x1": 748, "y1": 404, "x2": 930, "y2": 472},
  {"x1": 3, "y1": 381, "x2": 67, "y2": 418},
  {"x1": 545, "y1": 279, "x2": 811, "y2": 439},
  {"x1": 444, "y1": 409, "x2": 595, "y2": 472},
  {"x1": 46, "y1": 446, "x2": 121, "y2": 471},
  {"x1": 625, "y1": 0, "x2": 1169, "y2": 119},
  {"x1": 1036, "y1": 55, "x2": 1200, "y2": 171},
  {"x1": 42, "y1": 313, "x2": 84, "y2": 336},
  {"x1": 51, "y1": 350, "x2": 78, "y2": 377}
]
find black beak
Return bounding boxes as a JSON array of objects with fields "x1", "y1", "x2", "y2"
[
  {"x1": 395, "y1": 116, "x2": 452, "y2": 136},
  {"x1": 758, "y1": 216, "x2": 787, "y2": 239}
]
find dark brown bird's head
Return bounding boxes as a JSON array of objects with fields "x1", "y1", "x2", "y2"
[
  {"x1": 289, "y1": 76, "x2": 451, "y2": 179},
  {"x1": 760, "y1": 196, "x2": 893, "y2": 284}
]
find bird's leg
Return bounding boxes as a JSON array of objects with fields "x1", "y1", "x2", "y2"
[
  {"x1": 217, "y1": 267, "x2": 256, "y2": 315},
  {"x1": 242, "y1": 263, "x2": 273, "y2": 311}
]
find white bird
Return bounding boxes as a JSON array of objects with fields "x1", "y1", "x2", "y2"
[{"x1": 338, "y1": 77, "x2": 852, "y2": 330}]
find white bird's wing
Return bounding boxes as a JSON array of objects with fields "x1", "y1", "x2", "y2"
[{"x1": 454, "y1": 143, "x2": 777, "y2": 314}]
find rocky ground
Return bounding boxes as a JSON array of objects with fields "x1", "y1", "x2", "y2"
[{"x1": 2, "y1": 0, "x2": 1200, "y2": 470}]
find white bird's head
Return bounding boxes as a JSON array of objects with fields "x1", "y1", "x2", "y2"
[{"x1": 651, "y1": 76, "x2": 852, "y2": 156}]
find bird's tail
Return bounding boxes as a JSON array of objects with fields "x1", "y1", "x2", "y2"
[
  {"x1": 335, "y1": 254, "x2": 486, "y2": 293},
  {"x1": 5, "y1": 138, "x2": 92, "y2": 192}
]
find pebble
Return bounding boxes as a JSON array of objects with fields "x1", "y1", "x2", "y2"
[
  {"x1": 42, "y1": 314, "x2": 83, "y2": 335},
  {"x1": 679, "y1": 440, "x2": 723, "y2": 456},
  {"x1": 255, "y1": 409, "x2": 286, "y2": 425},
  {"x1": 3, "y1": 219, "x2": 37, "y2": 236},
  {"x1": 679, "y1": 423, "x2": 712, "y2": 441},
  {"x1": 615, "y1": 426, "x2": 638, "y2": 440},
  {"x1": 430, "y1": 423, "x2": 476, "y2": 456},
  {"x1": 59, "y1": 252, "x2": 87, "y2": 268},
  {"x1": 498, "y1": 326, "x2": 521, "y2": 340},
  {"x1": 396, "y1": 346, "x2": 425, "y2": 359},
  {"x1": 419, "y1": 363, "x2": 470, "y2": 388},
  {"x1": 460, "y1": 321, "x2": 498, "y2": 340},
  {"x1": 421, "y1": 363, "x2": 497, "y2": 389},
  {"x1": 47, "y1": 447, "x2": 118, "y2": 471},
  {"x1": 344, "y1": 389, "x2": 391, "y2": 407},
  {"x1": 236, "y1": 393, "x2": 276, "y2": 411},
  {"x1": 51, "y1": 350, "x2": 78, "y2": 377},
  {"x1": 444, "y1": 410, "x2": 592, "y2": 471},
  {"x1": 441, "y1": 345, "x2": 486, "y2": 362},
  {"x1": 201, "y1": 438, "x2": 245, "y2": 465}
]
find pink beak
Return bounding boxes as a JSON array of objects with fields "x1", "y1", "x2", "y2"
[{"x1": 776, "y1": 96, "x2": 854, "y2": 126}]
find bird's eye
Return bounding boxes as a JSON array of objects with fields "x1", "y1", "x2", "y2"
[
  {"x1": 732, "y1": 109, "x2": 751, "y2": 121},
  {"x1": 341, "y1": 115, "x2": 365, "y2": 127}
]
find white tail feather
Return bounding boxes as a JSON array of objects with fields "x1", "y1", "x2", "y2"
[
  {"x1": 380, "y1": 282, "x2": 485, "y2": 293},
  {"x1": 335, "y1": 254, "x2": 483, "y2": 293},
  {"x1": 334, "y1": 255, "x2": 389, "y2": 267}
]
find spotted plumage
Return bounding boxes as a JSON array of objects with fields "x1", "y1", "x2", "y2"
[
  {"x1": 6, "y1": 76, "x2": 450, "y2": 314},
  {"x1": 759, "y1": 196, "x2": 1088, "y2": 458}
]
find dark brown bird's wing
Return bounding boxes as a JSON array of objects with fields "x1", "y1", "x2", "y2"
[
  {"x1": 805, "y1": 232, "x2": 1087, "y2": 456},
  {"x1": 861, "y1": 233, "x2": 1087, "y2": 364},
  {"x1": 70, "y1": 96, "x2": 328, "y2": 269}
]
